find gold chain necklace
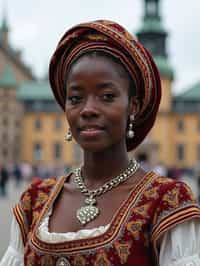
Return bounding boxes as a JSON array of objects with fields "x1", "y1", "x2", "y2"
[{"x1": 74, "y1": 159, "x2": 140, "y2": 225}]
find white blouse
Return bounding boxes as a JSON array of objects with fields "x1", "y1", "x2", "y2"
[
  {"x1": 0, "y1": 214, "x2": 200, "y2": 266},
  {"x1": 37, "y1": 209, "x2": 110, "y2": 242}
]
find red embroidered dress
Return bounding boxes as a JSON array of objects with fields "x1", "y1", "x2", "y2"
[{"x1": 13, "y1": 172, "x2": 200, "y2": 266}]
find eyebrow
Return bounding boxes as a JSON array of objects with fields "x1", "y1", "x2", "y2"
[
  {"x1": 96, "y1": 82, "x2": 117, "y2": 90},
  {"x1": 67, "y1": 85, "x2": 83, "y2": 91},
  {"x1": 67, "y1": 81, "x2": 118, "y2": 92}
]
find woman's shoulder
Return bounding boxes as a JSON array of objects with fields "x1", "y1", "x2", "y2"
[
  {"x1": 149, "y1": 173, "x2": 199, "y2": 223},
  {"x1": 22, "y1": 176, "x2": 57, "y2": 195},
  {"x1": 141, "y1": 173, "x2": 198, "y2": 214},
  {"x1": 151, "y1": 173, "x2": 195, "y2": 199},
  {"x1": 18, "y1": 175, "x2": 70, "y2": 211},
  {"x1": 150, "y1": 174, "x2": 200, "y2": 246}
]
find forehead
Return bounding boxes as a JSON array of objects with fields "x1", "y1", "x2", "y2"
[{"x1": 67, "y1": 55, "x2": 129, "y2": 84}]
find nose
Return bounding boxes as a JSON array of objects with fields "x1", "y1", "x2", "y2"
[{"x1": 80, "y1": 96, "x2": 99, "y2": 118}]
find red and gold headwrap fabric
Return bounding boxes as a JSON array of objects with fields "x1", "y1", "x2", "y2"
[{"x1": 49, "y1": 20, "x2": 161, "y2": 151}]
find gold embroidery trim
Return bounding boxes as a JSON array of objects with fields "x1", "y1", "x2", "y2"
[
  {"x1": 32, "y1": 175, "x2": 67, "y2": 236},
  {"x1": 31, "y1": 172, "x2": 158, "y2": 253},
  {"x1": 152, "y1": 206, "x2": 200, "y2": 266},
  {"x1": 13, "y1": 204, "x2": 28, "y2": 246}
]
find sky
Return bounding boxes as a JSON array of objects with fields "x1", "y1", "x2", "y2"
[{"x1": 0, "y1": 0, "x2": 199, "y2": 93}]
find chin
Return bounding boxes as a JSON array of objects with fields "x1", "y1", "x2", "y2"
[{"x1": 78, "y1": 140, "x2": 111, "y2": 153}]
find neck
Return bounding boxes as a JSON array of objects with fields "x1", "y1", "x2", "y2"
[{"x1": 82, "y1": 142, "x2": 130, "y2": 188}]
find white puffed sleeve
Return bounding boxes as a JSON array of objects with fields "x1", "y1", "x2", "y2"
[
  {"x1": 159, "y1": 219, "x2": 200, "y2": 266},
  {"x1": 0, "y1": 216, "x2": 24, "y2": 266}
]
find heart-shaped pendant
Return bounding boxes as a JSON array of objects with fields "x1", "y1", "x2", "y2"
[{"x1": 76, "y1": 205, "x2": 99, "y2": 225}]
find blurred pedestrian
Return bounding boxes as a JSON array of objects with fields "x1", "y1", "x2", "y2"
[
  {"x1": 153, "y1": 161, "x2": 167, "y2": 176},
  {"x1": 0, "y1": 164, "x2": 9, "y2": 196},
  {"x1": 13, "y1": 163, "x2": 22, "y2": 187}
]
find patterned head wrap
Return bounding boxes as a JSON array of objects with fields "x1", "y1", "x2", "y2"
[{"x1": 49, "y1": 20, "x2": 161, "y2": 151}]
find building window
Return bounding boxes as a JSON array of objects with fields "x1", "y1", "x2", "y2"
[
  {"x1": 2, "y1": 133, "x2": 8, "y2": 142},
  {"x1": 33, "y1": 142, "x2": 43, "y2": 160},
  {"x1": 53, "y1": 142, "x2": 62, "y2": 159},
  {"x1": 15, "y1": 120, "x2": 20, "y2": 128},
  {"x1": 3, "y1": 117, "x2": 8, "y2": 127},
  {"x1": 14, "y1": 146, "x2": 19, "y2": 158},
  {"x1": 2, "y1": 148, "x2": 8, "y2": 157},
  {"x1": 177, "y1": 120, "x2": 184, "y2": 132},
  {"x1": 54, "y1": 118, "x2": 62, "y2": 130},
  {"x1": 197, "y1": 121, "x2": 200, "y2": 132},
  {"x1": 34, "y1": 118, "x2": 42, "y2": 130},
  {"x1": 176, "y1": 144, "x2": 185, "y2": 161},
  {"x1": 197, "y1": 144, "x2": 200, "y2": 161},
  {"x1": 2, "y1": 102, "x2": 8, "y2": 111}
]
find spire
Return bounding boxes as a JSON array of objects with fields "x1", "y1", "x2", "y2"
[
  {"x1": 1, "y1": 15, "x2": 9, "y2": 33},
  {"x1": 145, "y1": 0, "x2": 160, "y2": 18},
  {"x1": 137, "y1": 0, "x2": 174, "y2": 79},
  {"x1": 0, "y1": 3, "x2": 9, "y2": 47}
]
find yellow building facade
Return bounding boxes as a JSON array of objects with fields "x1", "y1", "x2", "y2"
[
  {"x1": 18, "y1": 81, "x2": 80, "y2": 167},
  {"x1": 20, "y1": 113, "x2": 75, "y2": 165}
]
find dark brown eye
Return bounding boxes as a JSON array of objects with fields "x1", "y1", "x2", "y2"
[
  {"x1": 102, "y1": 93, "x2": 115, "y2": 102},
  {"x1": 67, "y1": 95, "x2": 82, "y2": 105}
]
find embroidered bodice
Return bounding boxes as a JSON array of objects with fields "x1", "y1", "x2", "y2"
[{"x1": 12, "y1": 172, "x2": 200, "y2": 266}]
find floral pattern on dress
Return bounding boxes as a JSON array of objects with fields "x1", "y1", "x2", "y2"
[
  {"x1": 94, "y1": 251, "x2": 111, "y2": 266},
  {"x1": 114, "y1": 241, "x2": 131, "y2": 264},
  {"x1": 73, "y1": 255, "x2": 86, "y2": 266}
]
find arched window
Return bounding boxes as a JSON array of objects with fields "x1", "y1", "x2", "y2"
[
  {"x1": 33, "y1": 142, "x2": 43, "y2": 160},
  {"x1": 177, "y1": 120, "x2": 184, "y2": 132},
  {"x1": 197, "y1": 144, "x2": 200, "y2": 161},
  {"x1": 54, "y1": 118, "x2": 62, "y2": 130},
  {"x1": 176, "y1": 143, "x2": 185, "y2": 161},
  {"x1": 53, "y1": 142, "x2": 62, "y2": 159},
  {"x1": 34, "y1": 118, "x2": 42, "y2": 130}
]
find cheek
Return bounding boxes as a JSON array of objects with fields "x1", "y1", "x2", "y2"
[
  {"x1": 107, "y1": 108, "x2": 128, "y2": 133},
  {"x1": 112, "y1": 99, "x2": 129, "y2": 124},
  {"x1": 65, "y1": 108, "x2": 75, "y2": 128}
]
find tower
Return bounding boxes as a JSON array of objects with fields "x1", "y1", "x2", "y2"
[
  {"x1": 137, "y1": 0, "x2": 173, "y2": 80},
  {"x1": 136, "y1": 0, "x2": 174, "y2": 166}
]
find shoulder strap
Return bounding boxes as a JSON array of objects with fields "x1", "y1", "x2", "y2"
[{"x1": 13, "y1": 177, "x2": 57, "y2": 245}]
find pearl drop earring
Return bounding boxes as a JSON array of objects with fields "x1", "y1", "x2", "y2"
[
  {"x1": 127, "y1": 114, "x2": 135, "y2": 139},
  {"x1": 64, "y1": 129, "x2": 72, "y2": 141}
]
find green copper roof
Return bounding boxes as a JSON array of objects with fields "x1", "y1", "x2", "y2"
[
  {"x1": 175, "y1": 82, "x2": 200, "y2": 100},
  {"x1": 138, "y1": 17, "x2": 166, "y2": 33},
  {"x1": 17, "y1": 80, "x2": 54, "y2": 100},
  {"x1": 154, "y1": 56, "x2": 174, "y2": 80},
  {"x1": 0, "y1": 64, "x2": 18, "y2": 87},
  {"x1": 1, "y1": 17, "x2": 9, "y2": 32}
]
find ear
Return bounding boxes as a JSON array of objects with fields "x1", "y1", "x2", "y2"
[{"x1": 128, "y1": 97, "x2": 140, "y2": 116}]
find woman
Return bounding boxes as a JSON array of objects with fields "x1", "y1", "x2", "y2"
[{"x1": 1, "y1": 20, "x2": 200, "y2": 266}]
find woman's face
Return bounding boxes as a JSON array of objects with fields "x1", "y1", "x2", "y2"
[{"x1": 65, "y1": 55, "x2": 134, "y2": 152}]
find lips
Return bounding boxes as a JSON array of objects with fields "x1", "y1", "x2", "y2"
[
  {"x1": 79, "y1": 124, "x2": 105, "y2": 131},
  {"x1": 79, "y1": 124, "x2": 105, "y2": 137}
]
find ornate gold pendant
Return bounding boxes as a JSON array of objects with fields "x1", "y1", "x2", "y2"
[{"x1": 76, "y1": 197, "x2": 99, "y2": 225}]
